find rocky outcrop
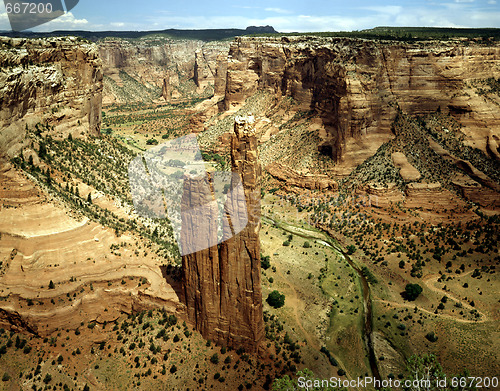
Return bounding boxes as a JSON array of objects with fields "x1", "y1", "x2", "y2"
[
  {"x1": 359, "y1": 182, "x2": 404, "y2": 208},
  {"x1": 391, "y1": 152, "x2": 421, "y2": 181},
  {"x1": 181, "y1": 116, "x2": 264, "y2": 352},
  {"x1": 266, "y1": 162, "x2": 337, "y2": 190},
  {"x1": 98, "y1": 39, "x2": 229, "y2": 104},
  {"x1": 0, "y1": 36, "x2": 103, "y2": 158},
  {"x1": 223, "y1": 36, "x2": 500, "y2": 162},
  {"x1": 214, "y1": 52, "x2": 228, "y2": 96}
]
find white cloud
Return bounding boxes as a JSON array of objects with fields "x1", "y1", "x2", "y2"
[
  {"x1": 32, "y1": 12, "x2": 88, "y2": 31},
  {"x1": 0, "y1": 11, "x2": 11, "y2": 31},
  {"x1": 487, "y1": 0, "x2": 496, "y2": 4},
  {"x1": 110, "y1": 22, "x2": 125, "y2": 27},
  {"x1": 265, "y1": 8, "x2": 292, "y2": 14},
  {"x1": 362, "y1": 6, "x2": 403, "y2": 15}
]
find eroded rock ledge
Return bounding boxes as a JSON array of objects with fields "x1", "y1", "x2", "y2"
[{"x1": 0, "y1": 36, "x2": 103, "y2": 158}]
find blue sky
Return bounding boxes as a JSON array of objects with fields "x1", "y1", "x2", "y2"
[{"x1": 1, "y1": 0, "x2": 499, "y2": 32}]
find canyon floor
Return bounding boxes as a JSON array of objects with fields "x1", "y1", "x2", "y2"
[{"x1": 1, "y1": 52, "x2": 499, "y2": 389}]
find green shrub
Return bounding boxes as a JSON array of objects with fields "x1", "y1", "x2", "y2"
[
  {"x1": 425, "y1": 332, "x2": 438, "y2": 342},
  {"x1": 260, "y1": 255, "x2": 271, "y2": 270},
  {"x1": 266, "y1": 291, "x2": 285, "y2": 309},
  {"x1": 210, "y1": 353, "x2": 219, "y2": 364},
  {"x1": 403, "y1": 284, "x2": 423, "y2": 301}
]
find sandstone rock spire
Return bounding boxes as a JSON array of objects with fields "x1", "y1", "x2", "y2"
[{"x1": 181, "y1": 116, "x2": 264, "y2": 352}]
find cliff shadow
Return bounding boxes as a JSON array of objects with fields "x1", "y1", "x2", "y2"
[{"x1": 160, "y1": 264, "x2": 183, "y2": 302}]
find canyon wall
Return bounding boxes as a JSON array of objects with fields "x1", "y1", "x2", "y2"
[
  {"x1": 0, "y1": 36, "x2": 103, "y2": 158},
  {"x1": 224, "y1": 36, "x2": 500, "y2": 162},
  {"x1": 98, "y1": 39, "x2": 229, "y2": 104},
  {"x1": 181, "y1": 116, "x2": 264, "y2": 352}
]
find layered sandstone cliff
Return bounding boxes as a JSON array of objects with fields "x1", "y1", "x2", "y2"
[
  {"x1": 0, "y1": 36, "x2": 103, "y2": 158},
  {"x1": 266, "y1": 162, "x2": 337, "y2": 190},
  {"x1": 181, "y1": 116, "x2": 264, "y2": 352},
  {"x1": 224, "y1": 36, "x2": 500, "y2": 163},
  {"x1": 98, "y1": 39, "x2": 229, "y2": 104}
]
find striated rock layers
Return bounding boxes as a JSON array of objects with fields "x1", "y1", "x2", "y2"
[
  {"x1": 266, "y1": 162, "x2": 337, "y2": 190},
  {"x1": 181, "y1": 116, "x2": 264, "y2": 352},
  {"x1": 0, "y1": 36, "x2": 103, "y2": 158},
  {"x1": 98, "y1": 39, "x2": 229, "y2": 103},
  {"x1": 224, "y1": 36, "x2": 500, "y2": 162}
]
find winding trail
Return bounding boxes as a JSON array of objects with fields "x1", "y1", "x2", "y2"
[
  {"x1": 421, "y1": 271, "x2": 488, "y2": 320},
  {"x1": 374, "y1": 269, "x2": 489, "y2": 323},
  {"x1": 374, "y1": 298, "x2": 487, "y2": 324}
]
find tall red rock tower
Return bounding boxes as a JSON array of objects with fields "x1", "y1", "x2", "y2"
[{"x1": 181, "y1": 116, "x2": 264, "y2": 352}]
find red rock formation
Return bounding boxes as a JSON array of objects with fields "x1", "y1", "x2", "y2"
[
  {"x1": 181, "y1": 116, "x2": 264, "y2": 352},
  {"x1": 214, "y1": 52, "x2": 228, "y2": 97},
  {"x1": 223, "y1": 36, "x2": 500, "y2": 162},
  {"x1": 266, "y1": 162, "x2": 337, "y2": 190},
  {"x1": 99, "y1": 39, "x2": 229, "y2": 104},
  {"x1": 161, "y1": 75, "x2": 170, "y2": 102},
  {"x1": 0, "y1": 36, "x2": 103, "y2": 158}
]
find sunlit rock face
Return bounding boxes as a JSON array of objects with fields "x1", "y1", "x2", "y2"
[
  {"x1": 223, "y1": 36, "x2": 500, "y2": 162},
  {"x1": 0, "y1": 36, "x2": 103, "y2": 158},
  {"x1": 181, "y1": 116, "x2": 264, "y2": 353}
]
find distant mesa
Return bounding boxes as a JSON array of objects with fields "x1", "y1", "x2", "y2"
[
  {"x1": 0, "y1": 26, "x2": 278, "y2": 41},
  {"x1": 245, "y1": 26, "x2": 278, "y2": 34}
]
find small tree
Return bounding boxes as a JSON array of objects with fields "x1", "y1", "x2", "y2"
[
  {"x1": 261, "y1": 255, "x2": 271, "y2": 270},
  {"x1": 210, "y1": 353, "x2": 219, "y2": 364},
  {"x1": 346, "y1": 245, "x2": 356, "y2": 255},
  {"x1": 303, "y1": 241, "x2": 311, "y2": 248},
  {"x1": 405, "y1": 354, "x2": 445, "y2": 390},
  {"x1": 403, "y1": 284, "x2": 423, "y2": 301},
  {"x1": 425, "y1": 332, "x2": 438, "y2": 342},
  {"x1": 38, "y1": 142, "x2": 47, "y2": 159},
  {"x1": 49, "y1": 280, "x2": 55, "y2": 289},
  {"x1": 87, "y1": 193, "x2": 92, "y2": 203},
  {"x1": 266, "y1": 290, "x2": 285, "y2": 309},
  {"x1": 43, "y1": 373, "x2": 52, "y2": 384}
]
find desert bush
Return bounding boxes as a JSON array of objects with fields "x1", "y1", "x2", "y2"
[
  {"x1": 403, "y1": 284, "x2": 423, "y2": 301},
  {"x1": 266, "y1": 291, "x2": 285, "y2": 309},
  {"x1": 260, "y1": 255, "x2": 271, "y2": 270},
  {"x1": 210, "y1": 353, "x2": 219, "y2": 364},
  {"x1": 425, "y1": 332, "x2": 438, "y2": 342}
]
